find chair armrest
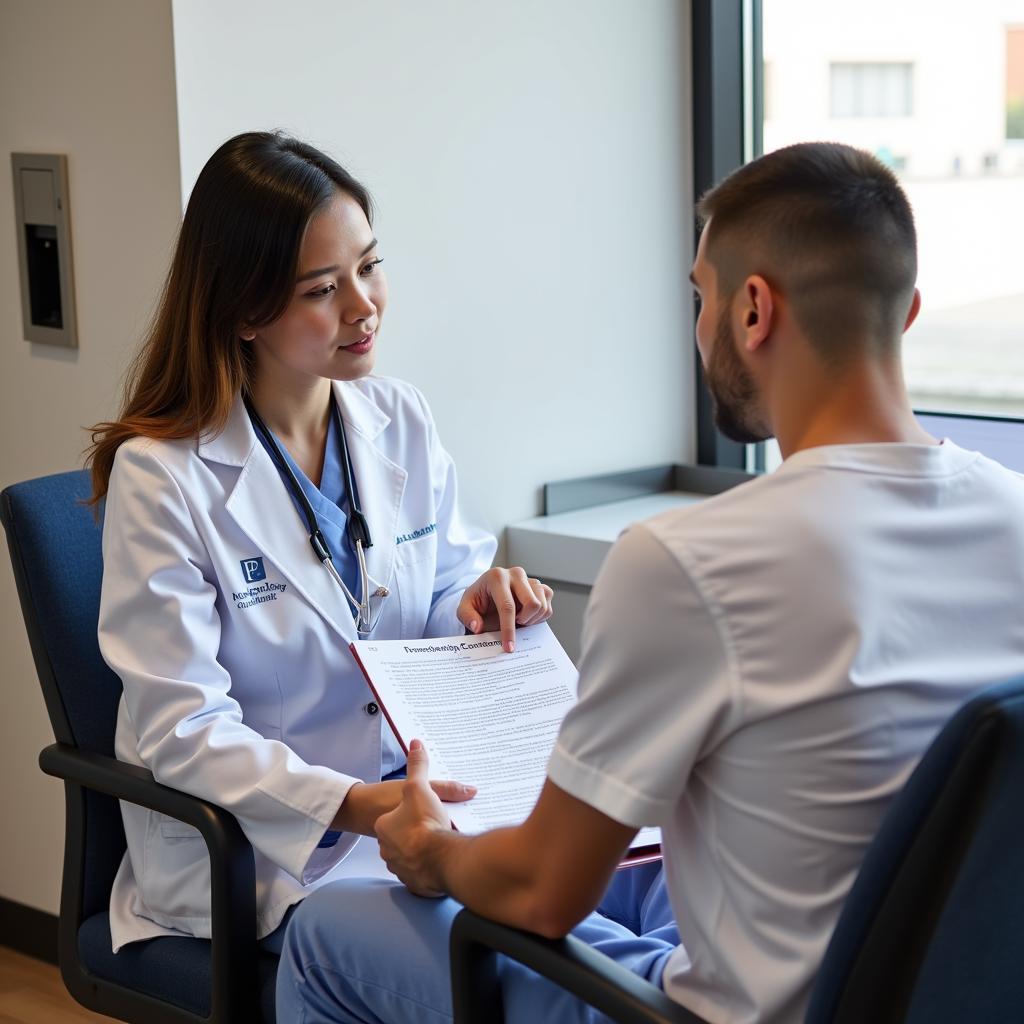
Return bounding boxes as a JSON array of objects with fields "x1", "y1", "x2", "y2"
[
  {"x1": 450, "y1": 908, "x2": 708, "y2": 1024},
  {"x1": 39, "y1": 742, "x2": 258, "y2": 1021}
]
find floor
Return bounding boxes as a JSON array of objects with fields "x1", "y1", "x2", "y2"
[{"x1": 0, "y1": 947, "x2": 115, "y2": 1023}]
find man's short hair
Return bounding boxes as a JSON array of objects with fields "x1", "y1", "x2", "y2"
[{"x1": 696, "y1": 142, "x2": 918, "y2": 363}]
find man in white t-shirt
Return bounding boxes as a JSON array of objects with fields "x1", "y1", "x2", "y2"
[{"x1": 276, "y1": 143, "x2": 1024, "y2": 1023}]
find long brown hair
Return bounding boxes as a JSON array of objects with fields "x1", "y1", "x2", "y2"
[{"x1": 86, "y1": 131, "x2": 373, "y2": 503}]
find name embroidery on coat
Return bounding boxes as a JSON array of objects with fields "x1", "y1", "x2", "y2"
[{"x1": 396, "y1": 522, "x2": 437, "y2": 545}]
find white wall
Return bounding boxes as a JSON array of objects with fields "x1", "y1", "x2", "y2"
[
  {"x1": 0, "y1": 0, "x2": 181, "y2": 913},
  {"x1": 171, "y1": 0, "x2": 695, "y2": 544}
]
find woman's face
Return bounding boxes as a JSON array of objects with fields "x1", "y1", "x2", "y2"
[{"x1": 247, "y1": 190, "x2": 388, "y2": 388}]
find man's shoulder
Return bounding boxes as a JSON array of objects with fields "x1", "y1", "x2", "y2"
[
  {"x1": 631, "y1": 461, "x2": 871, "y2": 602},
  {"x1": 636, "y1": 444, "x2": 1024, "y2": 589},
  {"x1": 641, "y1": 469, "x2": 801, "y2": 551}
]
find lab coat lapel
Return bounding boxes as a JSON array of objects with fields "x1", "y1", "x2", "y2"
[
  {"x1": 333, "y1": 381, "x2": 406, "y2": 609},
  {"x1": 200, "y1": 396, "x2": 359, "y2": 642}
]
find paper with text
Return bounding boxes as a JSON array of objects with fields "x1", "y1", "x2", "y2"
[{"x1": 351, "y1": 623, "x2": 659, "y2": 858}]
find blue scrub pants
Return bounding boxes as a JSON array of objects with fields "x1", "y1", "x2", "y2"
[{"x1": 275, "y1": 862, "x2": 678, "y2": 1023}]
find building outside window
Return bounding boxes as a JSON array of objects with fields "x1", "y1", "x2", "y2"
[
  {"x1": 830, "y1": 61, "x2": 913, "y2": 119},
  {"x1": 1008, "y1": 26, "x2": 1024, "y2": 138},
  {"x1": 741, "y1": 0, "x2": 1018, "y2": 483}
]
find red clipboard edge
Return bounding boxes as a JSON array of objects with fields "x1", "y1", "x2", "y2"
[
  {"x1": 617, "y1": 844, "x2": 663, "y2": 869},
  {"x1": 349, "y1": 642, "x2": 410, "y2": 759},
  {"x1": 349, "y1": 642, "x2": 463, "y2": 833}
]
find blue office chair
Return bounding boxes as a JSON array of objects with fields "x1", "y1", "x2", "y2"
[
  {"x1": 451, "y1": 676, "x2": 1024, "y2": 1023},
  {"x1": 1, "y1": 469, "x2": 278, "y2": 1023}
]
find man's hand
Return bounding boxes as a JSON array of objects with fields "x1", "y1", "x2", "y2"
[
  {"x1": 457, "y1": 566, "x2": 554, "y2": 653},
  {"x1": 376, "y1": 744, "x2": 639, "y2": 935},
  {"x1": 375, "y1": 740, "x2": 460, "y2": 896}
]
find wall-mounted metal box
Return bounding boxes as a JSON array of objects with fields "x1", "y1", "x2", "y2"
[{"x1": 12, "y1": 153, "x2": 78, "y2": 348}]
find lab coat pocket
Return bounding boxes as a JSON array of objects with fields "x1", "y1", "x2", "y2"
[
  {"x1": 145, "y1": 813, "x2": 211, "y2": 921},
  {"x1": 395, "y1": 537, "x2": 438, "y2": 637},
  {"x1": 159, "y1": 816, "x2": 202, "y2": 840},
  {"x1": 243, "y1": 675, "x2": 285, "y2": 741},
  {"x1": 395, "y1": 533, "x2": 437, "y2": 567}
]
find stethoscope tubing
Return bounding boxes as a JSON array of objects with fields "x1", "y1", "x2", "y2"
[{"x1": 243, "y1": 392, "x2": 389, "y2": 634}]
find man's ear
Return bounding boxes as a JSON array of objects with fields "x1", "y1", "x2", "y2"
[
  {"x1": 903, "y1": 288, "x2": 922, "y2": 333},
  {"x1": 738, "y1": 275, "x2": 774, "y2": 353}
]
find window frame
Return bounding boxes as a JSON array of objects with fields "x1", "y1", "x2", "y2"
[{"x1": 692, "y1": 0, "x2": 765, "y2": 471}]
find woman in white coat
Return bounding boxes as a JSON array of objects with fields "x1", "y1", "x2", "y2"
[{"x1": 87, "y1": 131, "x2": 553, "y2": 953}]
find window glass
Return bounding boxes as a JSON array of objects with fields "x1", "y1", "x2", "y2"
[
  {"x1": 762, "y1": 0, "x2": 1024, "y2": 420},
  {"x1": 830, "y1": 62, "x2": 913, "y2": 119}
]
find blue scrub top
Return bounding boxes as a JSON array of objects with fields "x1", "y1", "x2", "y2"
[{"x1": 254, "y1": 408, "x2": 360, "y2": 608}]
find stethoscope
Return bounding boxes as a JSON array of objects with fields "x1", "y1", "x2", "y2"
[{"x1": 243, "y1": 392, "x2": 390, "y2": 635}]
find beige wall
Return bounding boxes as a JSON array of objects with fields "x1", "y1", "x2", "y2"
[{"x1": 0, "y1": 0, "x2": 181, "y2": 913}]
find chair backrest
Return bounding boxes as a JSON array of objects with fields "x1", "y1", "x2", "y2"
[
  {"x1": 807, "y1": 676, "x2": 1024, "y2": 1023},
  {"x1": 2, "y1": 470, "x2": 120, "y2": 754},
  {"x1": 2, "y1": 469, "x2": 127, "y2": 915}
]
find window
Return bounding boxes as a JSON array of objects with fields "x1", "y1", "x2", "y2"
[
  {"x1": 830, "y1": 62, "x2": 913, "y2": 118},
  {"x1": 761, "y1": 0, "x2": 1024, "y2": 421},
  {"x1": 1009, "y1": 26, "x2": 1024, "y2": 138},
  {"x1": 697, "y1": 3, "x2": 1024, "y2": 473}
]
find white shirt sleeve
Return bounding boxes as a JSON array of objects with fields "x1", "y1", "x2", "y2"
[{"x1": 547, "y1": 523, "x2": 741, "y2": 828}]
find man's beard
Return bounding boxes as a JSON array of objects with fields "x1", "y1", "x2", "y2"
[{"x1": 705, "y1": 306, "x2": 771, "y2": 445}]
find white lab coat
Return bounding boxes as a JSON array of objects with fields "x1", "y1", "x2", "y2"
[{"x1": 98, "y1": 375, "x2": 497, "y2": 950}]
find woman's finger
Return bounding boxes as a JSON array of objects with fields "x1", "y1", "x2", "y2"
[
  {"x1": 429, "y1": 779, "x2": 478, "y2": 803},
  {"x1": 456, "y1": 590, "x2": 483, "y2": 633},
  {"x1": 457, "y1": 567, "x2": 508, "y2": 634},
  {"x1": 484, "y1": 570, "x2": 518, "y2": 652},
  {"x1": 508, "y1": 566, "x2": 544, "y2": 624},
  {"x1": 519, "y1": 578, "x2": 553, "y2": 625}
]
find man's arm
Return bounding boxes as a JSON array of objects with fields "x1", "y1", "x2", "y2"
[
  {"x1": 375, "y1": 740, "x2": 637, "y2": 938},
  {"x1": 377, "y1": 525, "x2": 730, "y2": 937}
]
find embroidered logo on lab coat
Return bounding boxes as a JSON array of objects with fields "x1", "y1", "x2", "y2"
[
  {"x1": 240, "y1": 556, "x2": 267, "y2": 583},
  {"x1": 233, "y1": 557, "x2": 287, "y2": 610},
  {"x1": 232, "y1": 579, "x2": 288, "y2": 610}
]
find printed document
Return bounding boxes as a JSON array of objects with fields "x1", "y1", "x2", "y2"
[{"x1": 351, "y1": 623, "x2": 659, "y2": 859}]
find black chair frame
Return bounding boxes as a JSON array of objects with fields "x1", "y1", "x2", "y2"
[{"x1": 450, "y1": 908, "x2": 706, "y2": 1024}]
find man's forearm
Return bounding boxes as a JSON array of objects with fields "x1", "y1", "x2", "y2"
[
  {"x1": 425, "y1": 824, "x2": 583, "y2": 938},
  {"x1": 374, "y1": 756, "x2": 630, "y2": 938}
]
